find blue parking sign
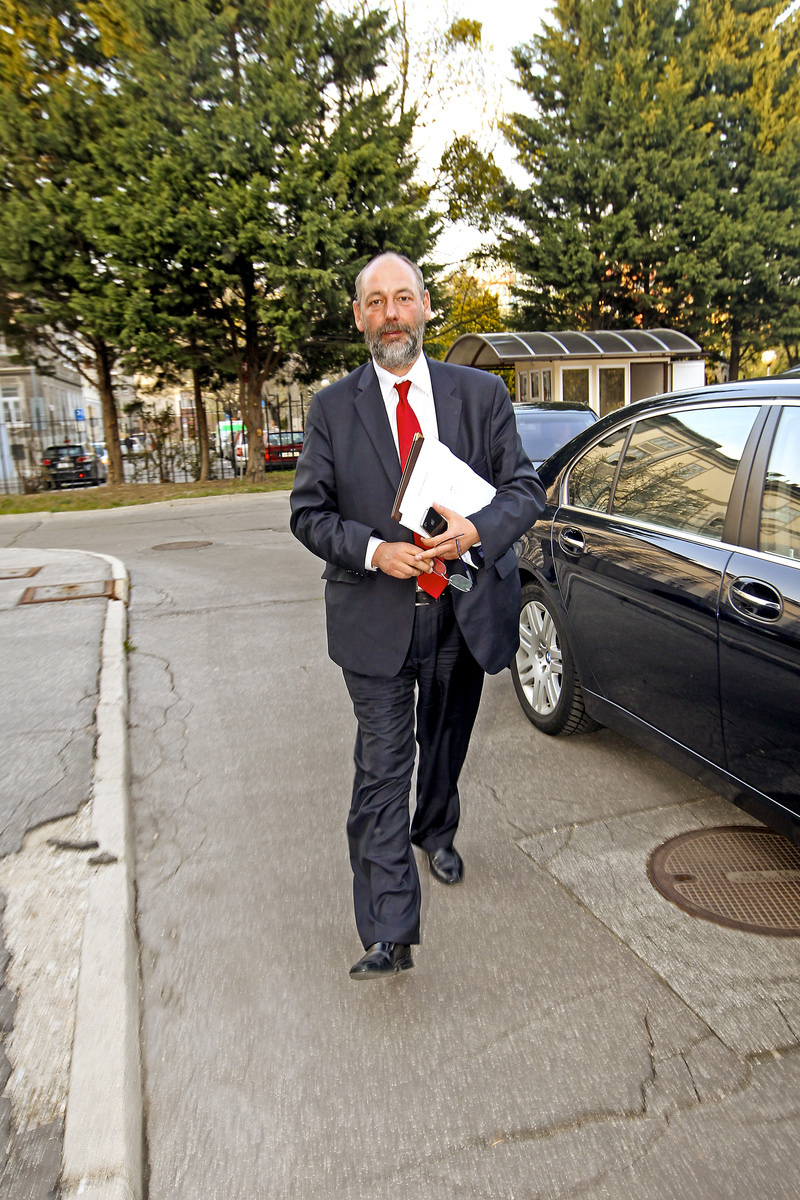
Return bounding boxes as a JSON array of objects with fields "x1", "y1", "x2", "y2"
[{"x1": 75, "y1": 408, "x2": 84, "y2": 420}]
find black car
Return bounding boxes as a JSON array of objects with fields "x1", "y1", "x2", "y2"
[
  {"x1": 42, "y1": 443, "x2": 106, "y2": 488},
  {"x1": 511, "y1": 379, "x2": 800, "y2": 844},
  {"x1": 513, "y1": 401, "x2": 598, "y2": 468}
]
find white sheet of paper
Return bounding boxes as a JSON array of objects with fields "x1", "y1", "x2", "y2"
[{"x1": 396, "y1": 438, "x2": 496, "y2": 536}]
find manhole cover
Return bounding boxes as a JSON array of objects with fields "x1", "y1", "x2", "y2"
[
  {"x1": 152, "y1": 541, "x2": 212, "y2": 551},
  {"x1": 0, "y1": 566, "x2": 42, "y2": 579},
  {"x1": 648, "y1": 826, "x2": 800, "y2": 936},
  {"x1": 19, "y1": 580, "x2": 114, "y2": 605}
]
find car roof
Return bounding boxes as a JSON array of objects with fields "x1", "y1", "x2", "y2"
[{"x1": 514, "y1": 401, "x2": 595, "y2": 414}]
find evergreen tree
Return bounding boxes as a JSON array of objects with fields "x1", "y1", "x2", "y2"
[
  {"x1": 502, "y1": 0, "x2": 800, "y2": 376},
  {"x1": 503, "y1": 0, "x2": 705, "y2": 330},
  {"x1": 108, "y1": 0, "x2": 434, "y2": 480},
  {"x1": 0, "y1": 0, "x2": 132, "y2": 482},
  {"x1": 682, "y1": 0, "x2": 800, "y2": 375}
]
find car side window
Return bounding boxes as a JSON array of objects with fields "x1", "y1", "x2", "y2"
[
  {"x1": 760, "y1": 405, "x2": 800, "y2": 560},
  {"x1": 610, "y1": 406, "x2": 760, "y2": 540},
  {"x1": 566, "y1": 428, "x2": 630, "y2": 512}
]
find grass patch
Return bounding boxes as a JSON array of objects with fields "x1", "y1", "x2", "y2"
[{"x1": 0, "y1": 474, "x2": 296, "y2": 516}]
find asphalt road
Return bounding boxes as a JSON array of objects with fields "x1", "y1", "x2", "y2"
[{"x1": 2, "y1": 492, "x2": 799, "y2": 1200}]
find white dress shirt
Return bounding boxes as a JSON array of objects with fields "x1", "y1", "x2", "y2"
[
  {"x1": 364, "y1": 356, "x2": 481, "y2": 572},
  {"x1": 365, "y1": 356, "x2": 438, "y2": 570}
]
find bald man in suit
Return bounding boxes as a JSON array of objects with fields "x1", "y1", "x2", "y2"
[{"x1": 290, "y1": 253, "x2": 544, "y2": 978}]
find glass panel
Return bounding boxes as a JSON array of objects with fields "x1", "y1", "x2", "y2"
[
  {"x1": 542, "y1": 369, "x2": 552, "y2": 402},
  {"x1": 611, "y1": 406, "x2": 760, "y2": 539},
  {"x1": 518, "y1": 371, "x2": 529, "y2": 402},
  {"x1": 760, "y1": 406, "x2": 800, "y2": 560},
  {"x1": 562, "y1": 368, "x2": 589, "y2": 405},
  {"x1": 567, "y1": 427, "x2": 630, "y2": 512},
  {"x1": 599, "y1": 367, "x2": 625, "y2": 417},
  {"x1": 530, "y1": 370, "x2": 540, "y2": 400}
]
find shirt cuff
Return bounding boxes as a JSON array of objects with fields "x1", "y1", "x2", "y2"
[{"x1": 366, "y1": 536, "x2": 383, "y2": 571}]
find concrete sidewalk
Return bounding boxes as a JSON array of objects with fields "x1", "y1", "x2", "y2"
[{"x1": 0, "y1": 547, "x2": 140, "y2": 1200}]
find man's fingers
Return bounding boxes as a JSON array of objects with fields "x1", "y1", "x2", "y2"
[{"x1": 416, "y1": 541, "x2": 455, "y2": 562}]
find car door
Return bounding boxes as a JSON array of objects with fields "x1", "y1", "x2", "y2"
[
  {"x1": 718, "y1": 402, "x2": 800, "y2": 822},
  {"x1": 552, "y1": 403, "x2": 763, "y2": 762}
]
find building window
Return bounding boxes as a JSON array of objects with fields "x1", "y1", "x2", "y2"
[
  {"x1": 530, "y1": 370, "x2": 540, "y2": 400},
  {"x1": 1, "y1": 383, "x2": 22, "y2": 425},
  {"x1": 599, "y1": 367, "x2": 625, "y2": 416},
  {"x1": 563, "y1": 368, "x2": 590, "y2": 405},
  {"x1": 542, "y1": 369, "x2": 552, "y2": 402},
  {"x1": 518, "y1": 371, "x2": 529, "y2": 403}
]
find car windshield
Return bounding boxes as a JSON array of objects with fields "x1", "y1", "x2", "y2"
[{"x1": 514, "y1": 410, "x2": 596, "y2": 462}]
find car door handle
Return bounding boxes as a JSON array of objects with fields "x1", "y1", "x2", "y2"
[
  {"x1": 558, "y1": 528, "x2": 585, "y2": 555},
  {"x1": 729, "y1": 578, "x2": 783, "y2": 621}
]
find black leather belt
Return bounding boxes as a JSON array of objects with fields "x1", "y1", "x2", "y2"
[{"x1": 415, "y1": 589, "x2": 449, "y2": 606}]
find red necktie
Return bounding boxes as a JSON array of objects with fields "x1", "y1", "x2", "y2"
[{"x1": 395, "y1": 381, "x2": 446, "y2": 598}]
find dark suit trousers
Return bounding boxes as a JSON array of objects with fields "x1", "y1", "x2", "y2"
[{"x1": 342, "y1": 592, "x2": 484, "y2": 948}]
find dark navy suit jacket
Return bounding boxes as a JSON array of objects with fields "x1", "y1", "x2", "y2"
[{"x1": 290, "y1": 357, "x2": 545, "y2": 677}]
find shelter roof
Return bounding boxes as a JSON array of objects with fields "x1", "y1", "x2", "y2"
[{"x1": 444, "y1": 329, "x2": 703, "y2": 369}]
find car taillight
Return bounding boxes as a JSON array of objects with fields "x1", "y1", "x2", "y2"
[
  {"x1": 42, "y1": 458, "x2": 51, "y2": 466},
  {"x1": 76, "y1": 455, "x2": 89, "y2": 464}
]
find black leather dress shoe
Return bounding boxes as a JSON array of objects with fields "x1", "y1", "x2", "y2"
[
  {"x1": 349, "y1": 942, "x2": 414, "y2": 980},
  {"x1": 428, "y1": 846, "x2": 464, "y2": 885}
]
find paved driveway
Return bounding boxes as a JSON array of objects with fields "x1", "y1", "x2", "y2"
[{"x1": 2, "y1": 493, "x2": 799, "y2": 1199}]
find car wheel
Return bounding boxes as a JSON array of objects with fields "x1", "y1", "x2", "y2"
[{"x1": 511, "y1": 581, "x2": 599, "y2": 736}]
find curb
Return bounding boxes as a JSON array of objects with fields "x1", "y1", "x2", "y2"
[{"x1": 58, "y1": 554, "x2": 142, "y2": 1200}]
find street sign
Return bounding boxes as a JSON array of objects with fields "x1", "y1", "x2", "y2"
[{"x1": 75, "y1": 408, "x2": 85, "y2": 421}]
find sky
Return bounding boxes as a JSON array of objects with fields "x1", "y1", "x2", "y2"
[
  {"x1": 426, "y1": 0, "x2": 552, "y2": 262},
  {"x1": 327, "y1": 0, "x2": 553, "y2": 263}
]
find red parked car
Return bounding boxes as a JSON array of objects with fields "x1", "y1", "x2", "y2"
[
  {"x1": 265, "y1": 431, "x2": 304, "y2": 469},
  {"x1": 232, "y1": 431, "x2": 304, "y2": 471}
]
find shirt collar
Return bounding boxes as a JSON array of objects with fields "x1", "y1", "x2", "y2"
[{"x1": 372, "y1": 353, "x2": 432, "y2": 401}]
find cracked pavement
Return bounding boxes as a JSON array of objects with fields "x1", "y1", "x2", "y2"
[{"x1": 2, "y1": 494, "x2": 799, "y2": 1199}]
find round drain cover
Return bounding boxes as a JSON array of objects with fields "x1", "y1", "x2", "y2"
[
  {"x1": 152, "y1": 541, "x2": 212, "y2": 551},
  {"x1": 648, "y1": 826, "x2": 800, "y2": 936}
]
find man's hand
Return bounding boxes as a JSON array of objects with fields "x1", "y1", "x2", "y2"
[
  {"x1": 371, "y1": 541, "x2": 433, "y2": 578},
  {"x1": 415, "y1": 504, "x2": 479, "y2": 563}
]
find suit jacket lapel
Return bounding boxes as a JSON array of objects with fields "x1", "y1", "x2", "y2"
[
  {"x1": 428, "y1": 358, "x2": 462, "y2": 453},
  {"x1": 354, "y1": 361, "x2": 402, "y2": 491}
]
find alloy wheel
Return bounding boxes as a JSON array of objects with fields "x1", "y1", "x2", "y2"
[{"x1": 516, "y1": 599, "x2": 563, "y2": 715}]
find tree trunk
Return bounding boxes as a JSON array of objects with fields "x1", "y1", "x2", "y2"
[
  {"x1": 243, "y1": 367, "x2": 265, "y2": 482},
  {"x1": 237, "y1": 259, "x2": 266, "y2": 483},
  {"x1": 728, "y1": 319, "x2": 741, "y2": 382},
  {"x1": 92, "y1": 337, "x2": 124, "y2": 485},
  {"x1": 192, "y1": 367, "x2": 210, "y2": 482}
]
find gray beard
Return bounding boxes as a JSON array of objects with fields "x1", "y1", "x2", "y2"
[{"x1": 364, "y1": 320, "x2": 424, "y2": 370}]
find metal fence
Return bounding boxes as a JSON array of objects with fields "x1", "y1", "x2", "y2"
[{"x1": 0, "y1": 407, "x2": 305, "y2": 494}]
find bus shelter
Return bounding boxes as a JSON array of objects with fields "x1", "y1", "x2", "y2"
[{"x1": 444, "y1": 329, "x2": 704, "y2": 416}]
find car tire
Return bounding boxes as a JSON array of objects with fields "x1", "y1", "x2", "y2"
[{"x1": 511, "y1": 581, "x2": 599, "y2": 736}]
